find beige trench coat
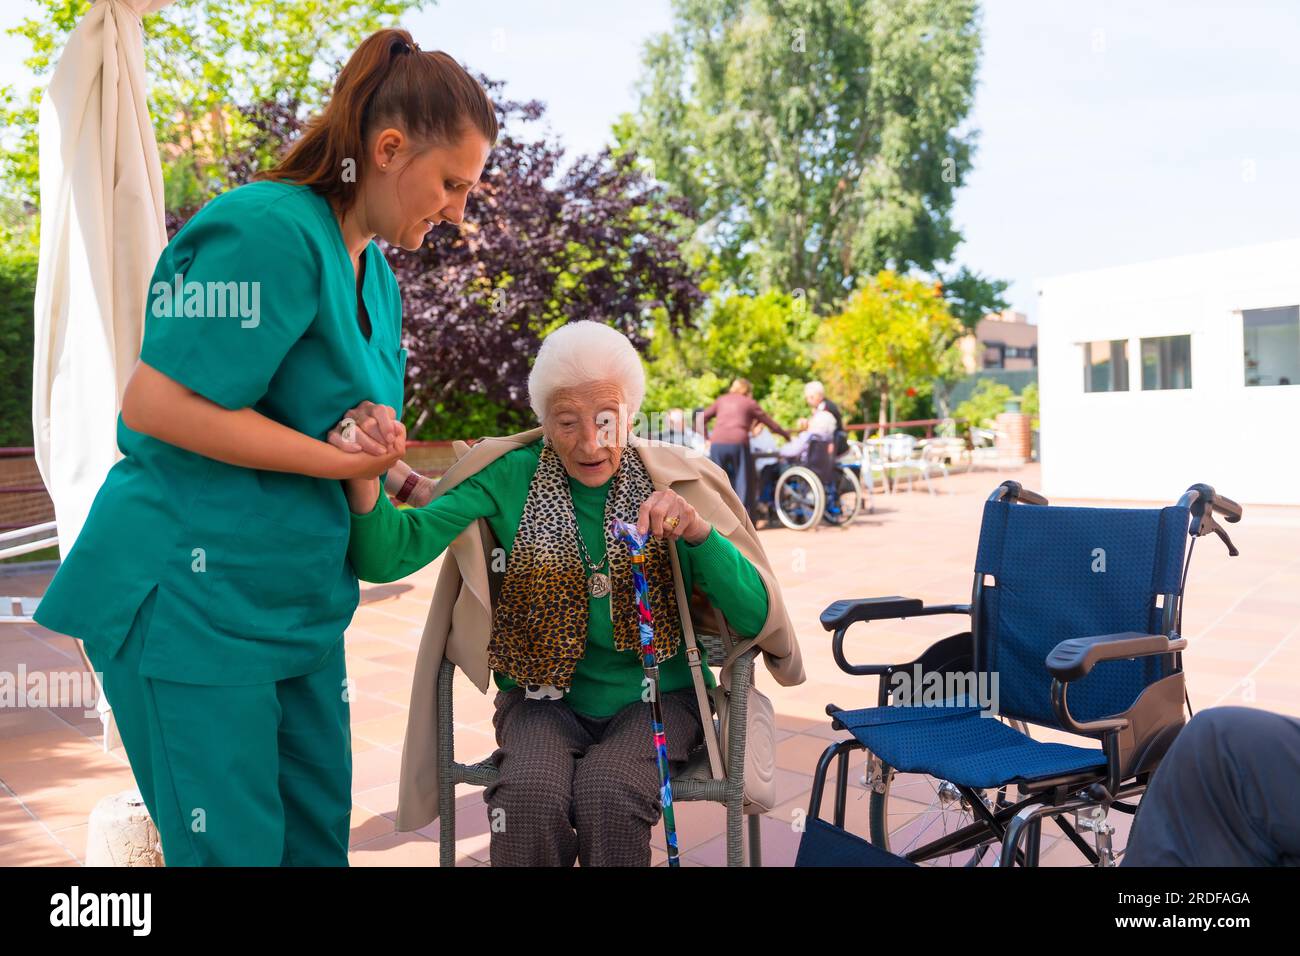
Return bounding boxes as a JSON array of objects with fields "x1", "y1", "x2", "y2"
[{"x1": 390, "y1": 425, "x2": 805, "y2": 831}]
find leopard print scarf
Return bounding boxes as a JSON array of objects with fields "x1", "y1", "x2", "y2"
[{"x1": 487, "y1": 441, "x2": 684, "y2": 692}]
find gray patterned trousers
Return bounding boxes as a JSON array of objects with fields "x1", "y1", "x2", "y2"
[{"x1": 483, "y1": 686, "x2": 705, "y2": 866}]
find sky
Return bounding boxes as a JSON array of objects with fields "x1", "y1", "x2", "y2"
[{"x1": 3, "y1": 0, "x2": 1299, "y2": 322}]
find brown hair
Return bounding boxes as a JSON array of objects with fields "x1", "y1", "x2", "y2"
[
  {"x1": 729, "y1": 377, "x2": 753, "y2": 396},
  {"x1": 259, "y1": 28, "x2": 498, "y2": 212}
]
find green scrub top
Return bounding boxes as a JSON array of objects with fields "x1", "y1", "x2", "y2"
[{"x1": 34, "y1": 180, "x2": 406, "y2": 685}]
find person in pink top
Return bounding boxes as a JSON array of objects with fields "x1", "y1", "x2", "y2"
[{"x1": 696, "y1": 378, "x2": 791, "y2": 520}]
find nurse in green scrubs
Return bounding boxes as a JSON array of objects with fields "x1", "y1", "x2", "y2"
[{"x1": 32, "y1": 29, "x2": 496, "y2": 866}]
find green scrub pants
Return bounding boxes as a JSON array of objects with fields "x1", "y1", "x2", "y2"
[{"x1": 84, "y1": 585, "x2": 353, "y2": 866}]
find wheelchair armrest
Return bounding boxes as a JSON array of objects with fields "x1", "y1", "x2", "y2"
[
  {"x1": 820, "y1": 596, "x2": 951, "y2": 630},
  {"x1": 823, "y1": 598, "x2": 971, "y2": 677},
  {"x1": 1045, "y1": 632, "x2": 1186, "y2": 683}
]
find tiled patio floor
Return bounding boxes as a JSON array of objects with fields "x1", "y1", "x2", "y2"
[{"x1": 3, "y1": 463, "x2": 1297, "y2": 866}]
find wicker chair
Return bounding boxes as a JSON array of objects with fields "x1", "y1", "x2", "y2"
[{"x1": 435, "y1": 623, "x2": 764, "y2": 867}]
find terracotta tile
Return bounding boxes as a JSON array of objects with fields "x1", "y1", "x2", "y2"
[
  {"x1": 352, "y1": 781, "x2": 399, "y2": 818},
  {"x1": 0, "y1": 705, "x2": 66, "y2": 740},
  {"x1": 352, "y1": 712, "x2": 412, "y2": 750},
  {"x1": 776, "y1": 731, "x2": 845, "y2": 772},
  {"x1": 4, "y1": 462, "x2": 1299, "y2": 866},
  {"x1": 347, "y1": 829, "x2": 438, "y2": 866},
  {"x1": 350, "y1": 745, "x2": 403, "y2": 793},
  {"x1": 350, "y1": 667, "x2": 414, "y2": 698},
  {"x1": 347, "y1": 691, "x2": 404, "y2": 724},
  {"x1": 371, "y1": 650, "x2": 419, "y2": 671},
  {"x1": 343, "y1": 656, "x2": 396, "y2": 679},
  {"x1": 349, "y1": 803, "x2": 395, "y2": 848},
  {"x1": 342, "y1": 636, "x2": 412, "y2": 660},
  {"x1": 0, "y1": 792, "x2": 38, "y2": 847},
  {"x1": 1, "y1": 832, "x2": 79, "y2": 866}
]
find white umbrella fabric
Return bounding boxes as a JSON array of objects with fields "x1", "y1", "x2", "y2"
[{"x1": 31, "y1": 0, "x2": 174, "y2": 555}]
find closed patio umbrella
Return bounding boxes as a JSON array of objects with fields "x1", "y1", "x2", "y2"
[
  {"x1": 32, "y1": 0, "x2": 173, "y2": 556},
  {"x1": 31, "y1": 0, "x2": 174, "y2": 758}
]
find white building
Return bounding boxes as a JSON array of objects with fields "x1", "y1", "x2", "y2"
[{"x1": 1037, "y1": 239, "x2": 1300, "y2": 505}]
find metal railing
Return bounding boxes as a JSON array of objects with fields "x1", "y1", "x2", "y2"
[{"x1": 845, "y1": 418, "x2": 967, "y2": 440}]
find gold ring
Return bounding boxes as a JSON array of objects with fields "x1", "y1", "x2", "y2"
[{"x1": 665, "y1": 515, "x2": 680, "y2": 530}]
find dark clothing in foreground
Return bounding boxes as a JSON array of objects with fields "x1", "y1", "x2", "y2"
[{"x1": 1122, "y1": 706, "x2": 1300, "y2": 866}]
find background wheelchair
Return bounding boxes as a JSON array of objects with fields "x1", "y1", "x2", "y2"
[
  {"x1": 756, "y1": 433, "x2": 864, "y2": 531},
  {"x1": 796, "y1": 480, "x2": 1242, "y2": 867}
]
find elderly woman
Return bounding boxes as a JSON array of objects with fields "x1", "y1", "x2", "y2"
[{"x1": 338, "y1": 321, "x2": 801, "y2": 866}]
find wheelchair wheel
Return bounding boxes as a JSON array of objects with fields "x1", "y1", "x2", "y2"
[
  {"x1": 866, "y1": 759, "x2": 1003, "y2": 866},
  {"x1": 822, "y1": 466, "x2": 863, "y2": 526},
  {"x1": 774, "y1": 466, "x2": 825, "y2": 530},
  {"x1": 864, "y1": 717, "x2": 1030, "y2": 867}
]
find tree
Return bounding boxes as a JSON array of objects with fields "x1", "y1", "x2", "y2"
[
  {"x1": 386, "y1": 82, "x2": 705, "y2": 438},
  {"x1": 0, "y1": 0, "x2": 429, "y2": 213},
  {"x1": 953, "y1": 377, "x2": 1013, "y2": 437},
  {"x1": 618, "y1": 0, "x2": 986, "y2": 308},
  {"x1": 643, "y1": 285, "x2": 817, "y2": 428},
  {"x1": 813, "y1": 270, "x2": 964, "y2": 432},
  {"x1": 169, "y1": 82, "x2": 705, "y2": 438},
  {"x1": 0, "y1": 247, "x2": 37, "y2": 445},
  {"x1": 939, "y1": 264, "x2": 1009, "y2": 330}
]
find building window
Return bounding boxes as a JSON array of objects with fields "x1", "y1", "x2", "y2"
[
  {"x1": 1243, "y1": 306, "x2": 1299, "y2": 387},
  {"x1": 1082, "y1": 339, "x2": 1129, "y2": 392},
  {"x1": 1140, "y1": 335, "x2": 1192, "y2": 390}
]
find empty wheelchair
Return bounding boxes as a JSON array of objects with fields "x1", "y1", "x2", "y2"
[
  {"x1": 796, "y1": 480, "x2": 1242, "y2": 867},
  {"x1": 761, "y1": 436, "x2": 864, "y2": 531}
]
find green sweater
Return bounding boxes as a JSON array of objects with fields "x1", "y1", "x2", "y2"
[{"x1": 347, "y1": 439, "x2": 770, "y2": 718}]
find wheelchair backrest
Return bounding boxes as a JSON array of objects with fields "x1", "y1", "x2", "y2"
[
  {"x1": 803, "y1": 436, "x2": 838, "y2": 484},
  {"x1": 973, "y1": 498, "x2": 1190, "y2": 727}
]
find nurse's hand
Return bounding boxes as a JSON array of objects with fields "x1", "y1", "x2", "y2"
[{"x1": 328, "y1": 402, "x2": 405, "y2": 457}]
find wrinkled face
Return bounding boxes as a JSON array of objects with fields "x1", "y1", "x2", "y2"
[
  {"x1": 805, "y1": 390, "x2": 823, "y2": 409},
  {"x1": 366, "y1": 126, "x2": 491, "y2": 251},
  {"x1": 543, "y1": 381, "x2": 634, "y2": 487}
]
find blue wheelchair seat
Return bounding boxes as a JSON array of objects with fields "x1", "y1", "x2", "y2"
[{"x1": 829, "y1": 703, "x2": 1107, "y2": 790}]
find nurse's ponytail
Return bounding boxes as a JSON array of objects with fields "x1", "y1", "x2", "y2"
[{"x1": 259, "y1": 28, "x2": 498, "y2": 212}]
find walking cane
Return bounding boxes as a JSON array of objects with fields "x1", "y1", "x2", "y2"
[{"x1": 611, "y1": 518, "x2": 680, "y2": 867}]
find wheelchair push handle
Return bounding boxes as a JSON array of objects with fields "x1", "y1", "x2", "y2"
[
  {"x1": 992, "y1": 480, "x2": 1048, "y2": 506},
  {"x1": 1183, "y1": 483, "x2": 1243, "y2": 556},
  {"x1": 1210, "y1": 492, "x2": 1242, "y2": 523}
]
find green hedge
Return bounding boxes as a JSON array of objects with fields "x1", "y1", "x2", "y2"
[{"x1": 0, "y1": 248, "x2": 37, "y2": 446}]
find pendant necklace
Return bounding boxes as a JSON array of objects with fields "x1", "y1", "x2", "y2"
[
  {"x1": 574, "y1": 513, "x2": 611, "y2": 598},
  {"x1": 572, "y1": 472, "x2": 615, "y2": 600}
]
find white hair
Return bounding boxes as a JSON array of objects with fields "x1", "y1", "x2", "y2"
[
  {"x1": 809, "y1": 410, "x2": 838, "y2": 435},
  {"x1": 528, "y1": 320, "x2": 646, "y2": 423},
  {"x1": 804, "y1": 380, "x2": 825, "y2": 401}
]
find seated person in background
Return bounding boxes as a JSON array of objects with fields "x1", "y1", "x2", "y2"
[
  {"x1": 749, "y1": 420, "x2": 779, "y2": 460},
  {"x1": 804, "y1": 380, "x2": 848, "y2": 456},
  {"x1": 652, "y1": 407, "x2": 707, "y2": 453},
  {"x1": 777, "y1": 409, "x2": 838, "y2": 462},
  {"x1": 756, "y1": 410, "x2": 839, "y2": 517}
]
